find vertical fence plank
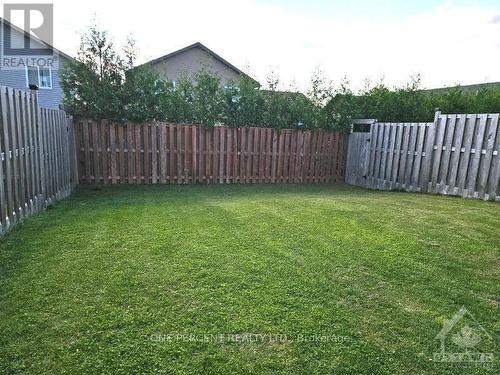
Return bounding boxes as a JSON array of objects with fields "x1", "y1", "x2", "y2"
[
  {"x1": 117, "y1": 125, "x2": 124, "y2": 184},
  {"x1": 309, "y1": 131, "x2": 317, "y2": 183},
  {"x1": 184, "y1": 126, "x2": 190, "y2": 184},
  {"x1": 167, "y1": 125, "x2": 173, "y2": 183},
  {"x1": 38, "y1": 104, "x2": 47, "y2": 204},
  {"x1": 234, "y1": 128, "x2": 239, "y2": 183},
  {"x1": 7, "y1": 88, "x2": 21, "y2": 221},
  {"x1": 0, "y1": 88, "x2": 8, "y2": 230},
  {"x1": 14, "y1": 89, "x2": 27, "y2": 216},
  {"x1": 372, "y1": 124, "x2": 383, "y2": 188},
  {"x1": 249, "y1": 128, "x2": 256, "y2": 183},
  {"x1": 175, "y1": 125, "x2": 181, "y2": 184},
  {"x1": 126, "y1": 124, "x2": 133, "y2": 184},
  {"x1": 384, "y1": 124, "x2": 395, "y2": 188},
  {"x1": 456, "y1": 114, "x2": 474, "y2": 196},
  {"x1": 151, "y1": 124, "x2": 158, "y2": 184},
  {"x1": 430, "y1": 115, "x2": 447, "y2": 193},
  {"x1": 438, "y1": 115, "x2": 457, "y2": 194},
  {"x1": 20, "y1": 92, "x2": 32, "y2": 212},
  {"x1": 191, "y1": 125, "x2": 197, "y2": 184},
  {"x1": 378, "y1": 125, "x2": 390, "y2": 189},
  {"x1": 82, "y1": 121, "x2": 90, "y2": 184},
  {"x1": 421, "y1": 118, "x2": 437, "y2": 192},
  {"x1": 411, "y1": 123, "x2": 426, "y2": 191},
  {"x1": 134, "y1": 124, "x2": 141, "y2": 184},
  {"x1": 101, "y1": 120, "x2": 109, "y2": 185},
  {"x1": 30, "y1": 93, "x2": 41, "y2": 207},
  {"x1": 403, "y1": 123, "x2": 418, "y2": 189},
  {"x1": 446, "y1": 115, "x2": 466, "y2": 195},
  {"x1": 477, "y1": 114, "x2": 498, "y2": 198},
  {"x1": 205, "y1": 127, "x2": 211, "y2": 184},
  {"x1": 110, "y1": 123, "x2": 117, "y2": 184},
  {"x1": 159, "y1": 124, "x2": 167, "y2": 184},
  {"x1": 367, "y1": 124, "x2": 377, "y2": 187},
  {"x1": 1, "y1": 88, "x2": 14, "y2": 227},
  {"x1": 91, "y1": 121, "x2": 99, "y2": 185},
  {"x1": 144, "y1": 124, "x2": 150, "y2": 184},
  {"x1": 466, "y1": 114, "x2": 487, "y2": 198},
  {"x1": 219, "y1": 126, "x2": 224, "y2": 184},
  {"x1": 240, "y1": 128, "x2": 246, "y2": 184},
  {"x1": 486, "y1": 115, "x2": 500, "y2": 200}
]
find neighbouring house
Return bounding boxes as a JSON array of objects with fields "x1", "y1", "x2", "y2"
[
  {"x1": 0, "y1": 17, "x2": 73, "y2": 109},
  {"x1": 141, "y1": 42, "x2": 259, "y2": 88}
]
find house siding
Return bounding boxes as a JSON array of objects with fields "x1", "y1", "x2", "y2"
[
  {"x1": 150, "y1": 46, "x2": 242, "y2": 86},
  {"x1": 0, "y1": 20, "x2": 69, "y2": 109}
]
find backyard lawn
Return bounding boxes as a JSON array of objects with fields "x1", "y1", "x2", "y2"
[{"x1": 0, "y1": 184, "x2": 498, "y2": 374}]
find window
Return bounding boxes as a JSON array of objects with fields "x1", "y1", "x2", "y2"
[
  {"x1": 25, "y1": 66, "x2": 52, "y2": 89},
  {"x1": 224, "y1": 86, "x2": 241, "y2": 103},
  {"x1": 39, "y1": 68, "x2": 52, "y2": 88},
  {"x1": 26, "y1": 66, "x2": 38, "y2": 87}
]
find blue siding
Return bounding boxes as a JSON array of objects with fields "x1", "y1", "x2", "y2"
[{"x1": 0, "y1": 20, "x2": 69, "y2": 109}]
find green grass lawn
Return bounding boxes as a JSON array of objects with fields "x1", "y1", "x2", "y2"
[{"x1": 0, "y1": 184, "x2": 498, "y2": 374}]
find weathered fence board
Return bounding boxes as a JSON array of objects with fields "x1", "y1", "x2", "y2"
[
  {"x1": 75, "y1": 121, "x2": 347, "y2": 185},
  {"x1": 0, "y1": 86, "x2": 77, "y2": 235},
  {"x1": 346, "y1": 112, "x2": 500, "y2": 201},
  {"x1": 345, "y1": 132, "x2": 370, "y2": 186}
]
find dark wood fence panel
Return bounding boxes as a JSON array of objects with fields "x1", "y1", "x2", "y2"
[
  {"x1": 0, "y1": 86, "x2": 78, "y2": 235},
  {"x1": 75, "y1": 121, "x2": 347, "y2": 185}
]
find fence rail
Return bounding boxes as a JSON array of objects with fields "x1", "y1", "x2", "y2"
[
  {"x1": 0, "y1": 86, "x2": 77, "y2": 235},
  {"x1": 346, "y1": 112, "x2": 500, "y2": 200},
  {"x1": 75, "y1": 121, "x2": 347, "y2": 185}
]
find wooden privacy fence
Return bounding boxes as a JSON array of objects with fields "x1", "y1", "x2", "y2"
[
  {"x1": 75, "y1": 121, "x2": 347, "y2": 185},
  {"x1": 346, "y1": 112, "x2": 500, "y2": 200},
  {"x1": 0, "y1": 86, "x2": 78, "y2": 235}
]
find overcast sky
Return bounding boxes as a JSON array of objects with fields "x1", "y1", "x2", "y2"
[{"x1": 5, "y1": 0, "x2": 500, "y2": 92}]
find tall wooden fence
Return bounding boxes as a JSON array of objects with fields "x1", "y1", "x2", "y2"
[
  {"x1": 346, "y1": 112, "x2": 500, "y2": 200},
  {"x1": 0, "y1": 86, "x2": 78, "y2": 235},
  {"x1": 75, "y1": 121, "x2": 347, "y2": 185}
]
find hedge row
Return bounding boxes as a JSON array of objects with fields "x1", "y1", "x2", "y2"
[{"x1": 61, "y1": 26, "x2": 500, "y2": 131}]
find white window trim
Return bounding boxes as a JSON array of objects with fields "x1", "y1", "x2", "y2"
[
  {"x1": 25, "y1": 66, "x2": 52, "y2": 90},
  {"x1": 39, "y1": 67, "x2": 53, "y2": 89}
]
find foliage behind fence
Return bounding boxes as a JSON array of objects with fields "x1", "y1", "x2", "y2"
[
  {"x1": 75, "y1": 121, "x2": 347, "y2": 185},
  {"x1": 0, "y1": 86, "x2": 78, "y2": 235}
]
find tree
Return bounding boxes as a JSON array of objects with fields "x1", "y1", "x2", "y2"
[
  {"x1": 323, "y1": 77, "x2": 356, "y2": 131},
  {"x1": 164, "y1": 73, "x2": 195, "y2": 123},
  {"x1": 192, "y1": 70, "x2": 225, "y2": 126},
  {"x1": 223, "y1": 75, "x2": 265, "y2": 127},
  {"x1": 122, "y1": 66, "x2": 166, "y2": 122},
  {"x1": 61, "y1": 23, "x2": 125, "y2": 120}
]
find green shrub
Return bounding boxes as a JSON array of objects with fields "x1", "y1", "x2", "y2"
[{"x1": 63, "y1": 26, "x2": 499, "y2": 131}]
